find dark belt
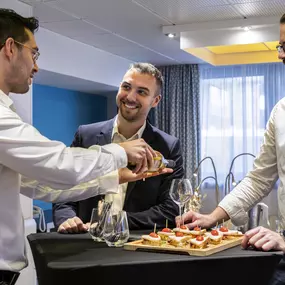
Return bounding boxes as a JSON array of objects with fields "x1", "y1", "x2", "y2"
[{"x1": 0, "y1": 270, "x2": 20, "y2": 285}]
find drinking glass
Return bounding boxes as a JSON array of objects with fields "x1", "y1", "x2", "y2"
[
  {"x1": 89, "y1": 201, "x2": 112, "y2": 242},
  {"x1": 103, "y1": 210, "x2": 129, "y2": 247},
  {"x1": 170, "y1": 179, "x2": 193, "y2": 225}
]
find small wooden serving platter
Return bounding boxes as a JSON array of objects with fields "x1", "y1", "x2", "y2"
[{"x1": 124, "y1": 236, "x2": 243, "y2": 256}]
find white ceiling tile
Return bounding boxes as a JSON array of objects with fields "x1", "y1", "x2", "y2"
[
  {"x1": 19, "y1": 0, "x2": 71, "y2": 4},
  {"x1": 41, "y1": 20, "x2": 107, "y2": 39},
  {"x1": 48, "y1": 0, "x2": 170, "y2": 30},
  {"x1": 74, "y1": 33, "x2": 134, "y2": 48},
  {"x1": 227, "y1": 0, "x2": 272, "y2": 4},
  {"x1": 102, "y1": 44, "x2": 178, "y2": 63},
  {"x1": 233, "y1": 0, "x2": 285, "y2": 17},
  {"x1": 133, "y1": 0, "x2": 228, "y2": 9},
  {"x1": 34, "y1": 3, "x2": 77, "y2": 23},
  {"x1": 128, "y1": 0, "x2": 243, "y2": 24},
  {"x1": 19, "y1": 0, "x2": 45, "y2": 3}
]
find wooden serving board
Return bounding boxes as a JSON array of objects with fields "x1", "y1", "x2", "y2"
[{"x1": 124, "y1": 236, "x2": 243, "y2": 256}]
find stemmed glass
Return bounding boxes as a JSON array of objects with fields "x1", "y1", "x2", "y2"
[{"x1": 170, "y1": 179, "x2": 193, "y2": 225}]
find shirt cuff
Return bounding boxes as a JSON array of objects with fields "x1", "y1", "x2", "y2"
[
  {"x1": 219, "y1": 197, "x2": 249, "y2": 226},
  {"x1": 97, "y1": 170, "x2": 120, "y2": 195},
  {"x1": 101, "y1": 143, "x2": 128, "y2": 169}
]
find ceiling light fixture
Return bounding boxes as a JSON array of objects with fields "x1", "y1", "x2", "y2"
[
  {"x1": 167, "y1": 33, "x2": 175, "y2": 38},
  {"x1": 243, "y1": 26, "x2": 252, "y2": 32}
]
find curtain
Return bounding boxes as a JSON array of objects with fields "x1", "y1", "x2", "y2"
[
  {"x1": 200, "y1": 63, "x2": 285, "y2": 198},
  {"x1": 152, "y1": 64, "x2": 200, "y2": 179}
]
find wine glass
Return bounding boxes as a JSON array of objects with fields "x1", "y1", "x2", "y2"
[
  {"x1": 170, "y1": 179, "x2": 193, "y2": 225},
  {"x1": 103, "y1": 210, "x2": 130, "y2": 247}
]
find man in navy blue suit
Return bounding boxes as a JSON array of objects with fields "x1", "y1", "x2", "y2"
[{"x1": 53, "y1": 62, "x2": 184, "y2": 232}]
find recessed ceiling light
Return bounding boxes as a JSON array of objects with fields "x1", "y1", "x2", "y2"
[
  {"x1": 167, "y1": 33, "x2": 175, "y2": 38},
  {"x1": 243, "y1": 26, "x2": 251, "y2": 32}
]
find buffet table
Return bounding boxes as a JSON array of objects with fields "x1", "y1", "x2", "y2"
[{"x1": 27, "y1": 232, "x2": 283, "y2": 285}]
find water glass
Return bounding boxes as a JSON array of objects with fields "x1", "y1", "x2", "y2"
[
  {"x1": 103, "y1": 210, "x2": 129, "y2": 247},
  {"x1": 89, "y1": 201, "x2": 112, "y2": 242}
]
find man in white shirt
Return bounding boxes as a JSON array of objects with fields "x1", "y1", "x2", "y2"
[
  {"x1": 0, "y1": 8, "x2": 164, "y2": 284},
  {"x1": 178, "y1": 13, "x2": 285, "y2": 285}
]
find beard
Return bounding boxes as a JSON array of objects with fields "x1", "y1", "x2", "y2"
[
  {"x1": 8, "y1": 55, "x2": 32, "y2": 94},
  {"x1": 119, "y1": 104, "x2": 139, "y2": 122}
]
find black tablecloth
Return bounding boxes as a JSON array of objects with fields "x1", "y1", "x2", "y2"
[{"x1": 27, "y1": 232, "x2": 283, "y2": 285}]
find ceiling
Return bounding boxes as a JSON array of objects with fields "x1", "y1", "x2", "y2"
[{"x1": 18, "y1": 0, "x2": 285, "y2": 66}]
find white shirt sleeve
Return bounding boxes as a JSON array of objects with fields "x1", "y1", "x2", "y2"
[
  {"x1": 20, "y1": 170, "x2": 119, "y2": 203},
  {"x1": 0, "y1": 106, "x2": 127, "y2": 188},
  {"x1": 219, "y1": 105, "x2": 279, "y2": 226}
]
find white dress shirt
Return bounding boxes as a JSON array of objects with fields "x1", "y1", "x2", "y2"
[
  {"x1": 104, "y1": 116, "x2": 146, "y2": 214},
  {"x1": 0, "y1": 90, "x2": 127, "y2": 272},
  {"x1": 219, "y1": 97, "x2": 285, "y2": 226}
]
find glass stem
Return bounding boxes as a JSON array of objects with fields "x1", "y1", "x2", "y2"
[{"x1": 179, "y1": 204, "x2": 183, "y2": 225}]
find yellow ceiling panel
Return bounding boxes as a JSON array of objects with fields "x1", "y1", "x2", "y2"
[
  {"x1": 207, "y1": 43, "x2": 270, "y2": 54},
  {"x1": 263, "y1": 41, "x2": 279, "y2": 51},
  {"x1": 184, "y1": 48, "x2": 280, "y2": 66}
]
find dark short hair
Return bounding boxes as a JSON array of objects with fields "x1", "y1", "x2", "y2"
[
  {"x1": 280, "y1": 14, "x2": 285, "y2": 24},
  {"x1": 0, "y1": 9, "x2": 39, "y2": 47},
  {"x1": 128, "y1": 62, "x2": 164, "y2": 95}
]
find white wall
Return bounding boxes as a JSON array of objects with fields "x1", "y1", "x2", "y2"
[
  {"x1": 10, "y1": 87, "x2": 33, "y2": 220},
  {"x1": 35, "y1": 28, "x2": 132, "y2": 89}
]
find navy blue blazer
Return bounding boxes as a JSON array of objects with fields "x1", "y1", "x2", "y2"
[{"x1": 53, "y1": 118, "x2": 184, "y2": 230}]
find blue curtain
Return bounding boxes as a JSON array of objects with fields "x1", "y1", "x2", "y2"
[{"x1": 152, "y1": 64, "x2": 200, "y2": 179}]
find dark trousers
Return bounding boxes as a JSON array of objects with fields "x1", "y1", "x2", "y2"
[
  {"x1": 0, "y1": 270, "x2": 20, "y2": 285},
  {"x1": 269, "y1": 255, "x2": 285, "y2": 285}
]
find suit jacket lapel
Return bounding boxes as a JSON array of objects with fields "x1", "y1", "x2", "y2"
[{"x1": 95, "y1": 118, "x2": 115, "y2": 145}]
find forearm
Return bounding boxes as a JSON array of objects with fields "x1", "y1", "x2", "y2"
[
  {"x1": 0, "y1": 108, "x2": 127, "y2": 186},
  {"x1": 20, "y1": 171, "x2": 119, "y2": 203},
  {"x1": 208, "y1": 207, "x2": 230, "y2": 227},
  {"x1": 219, "y1": 173, "x2": 277, "y2": 226}
]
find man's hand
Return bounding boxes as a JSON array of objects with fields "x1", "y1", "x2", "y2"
[
  {"x1": 119, "y1": 139, "x2": 156, "y2": 174},
  {"x1": 242, "y1": 226, "x2": 285, "y2": 252},
  {"x1": 118, "y1": 167, "x2": 173, "y2": 184},
  {"x1": 175, "y1": 210, "x2": 216, "y2": 229},
  {"x1": 176, "y1": 207, "x2": 229, "y2": 229},
  {"x1": 57, "y1": 217, "x2": 90, "y2": 234}
]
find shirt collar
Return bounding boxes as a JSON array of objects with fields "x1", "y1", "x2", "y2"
[
  {"x1": 112, "y1": 115, "x2": 146, "y2": 141},
  {"x1": 0, "y1": 89, "x2": 14, "y2": 109}
]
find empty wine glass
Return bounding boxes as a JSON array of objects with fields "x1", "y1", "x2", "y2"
[
  {"x1": 89, "y1": 201, "x2": 112, "y2": 242},
  {"x1": 103, "y1": 210, "x2": 129, "y2": 247},
  {"x1": 170, "y1": 179, "x2": 193, "y2": 225}
]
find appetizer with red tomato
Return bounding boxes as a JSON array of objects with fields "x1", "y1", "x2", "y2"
[
  {"x1": 141, "y1": 232, "x2": 161, "y2": 246},
  {"x1": 218, "y1": 226, "x2": 243, "y2": 239},
  {"x1": 190, "y1": 235, "x2": 209, "y2": 249},
  {"x1": 205, "y1": 229, "x2": 223, "y2": 244},
  {"x1": 157, "y1": 227, "x2": 175, "y2": 241},
  {"x1": 168, "y1": 231, "x2": 191, "y2": 247},
  {"x1": 189, "y1": 226, "x2": 206, "y2": 236},
  {"x1": 172, "y1": 224, "x2": 191, "y2": 235}
]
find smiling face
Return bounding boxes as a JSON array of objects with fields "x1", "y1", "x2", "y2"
[
  {"x1": 116, "y1": 69, "x2": 161, "y2": 123},
  {"x1": 6, "y1": 28, "x2": 39, "y2": 94}
]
